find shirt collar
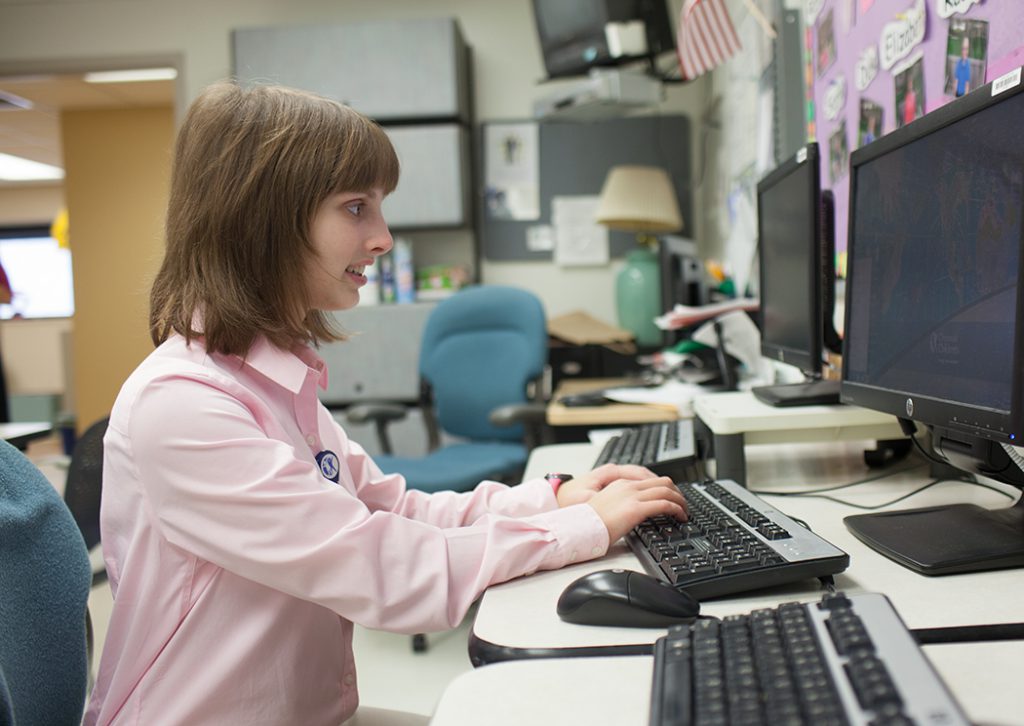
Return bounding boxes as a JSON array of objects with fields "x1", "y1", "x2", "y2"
[{"x1": 240, "y1": 336, "x2": 329, "y2": 394}]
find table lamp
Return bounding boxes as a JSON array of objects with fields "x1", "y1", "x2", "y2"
[{"x1": 595, "y1": 165, "x2": 683, "y2": 347}]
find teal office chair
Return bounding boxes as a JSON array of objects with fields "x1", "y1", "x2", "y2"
[
  {"x1": 0, "y1": 440, "x2": 92, "y2": 725},
  {"x1": 347, "y1": 285, "x2": 550, "y2": 493},
  {"x1": 346, "y1": 285, "x2": 549, "y2": 652}
]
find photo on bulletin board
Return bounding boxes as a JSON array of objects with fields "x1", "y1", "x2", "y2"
[
  {"x1": 829, "y1": 120, "x2": 849, "y2": 184},
  {"x1": 858, "y1": 99, "x2": 883, "y2": 147},
  {"x1": 894, "y1": 57, "x2": 925, "y2": 128},
  {"x1": 945, "y1": 18, "x2": 989, "y2": 99},
  {"x1": 817, "y1": 8, "x2": 837, "y2": 77}
]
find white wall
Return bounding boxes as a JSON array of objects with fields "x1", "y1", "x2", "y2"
[{"x1": 0, "y1": 0, "x2": 710, "y2": 327}]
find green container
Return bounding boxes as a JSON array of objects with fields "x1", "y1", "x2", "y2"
[{"x1": 616, "y1": 247, "x2": 663, "y2": 347}]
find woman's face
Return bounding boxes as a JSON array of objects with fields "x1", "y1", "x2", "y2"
[{"x1": 305, "y1": 188, "x2": 393, "y2": 312}]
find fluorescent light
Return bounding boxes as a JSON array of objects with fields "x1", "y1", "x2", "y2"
[
  {"x1": 84, "y1": 67, "x2": 178, "y2": 84},
  {"x1": 0, "y1": 153, "x2": 64, "y2": 181}
]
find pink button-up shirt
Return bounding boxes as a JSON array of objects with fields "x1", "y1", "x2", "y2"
[{"x1": 84, "y1": 334, "x2": 609, "y2": 725}]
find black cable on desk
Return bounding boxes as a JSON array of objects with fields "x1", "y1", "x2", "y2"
[{"x1": 911, "y1": 622, "x2": 1024, "y2": 645}]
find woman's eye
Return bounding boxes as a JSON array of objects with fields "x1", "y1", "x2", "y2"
[{"x1": 345, "y1": 202, "x2": 364, "y2": 217}]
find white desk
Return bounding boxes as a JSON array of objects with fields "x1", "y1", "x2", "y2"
[
  {"x1": 693, "y1": 390, "x2": 905, "y2": 485},
  {"x1": 0, "y1": 421, "x2": 53, "y2": 450},
  {"x1": 431, "y1": 643, "x2": 1024, "y2": 726},
  {"x1": 470, "y1": 440, "x2": 1024, "y2": 664}
]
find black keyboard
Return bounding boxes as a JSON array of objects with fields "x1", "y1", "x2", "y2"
[
  {"x1": 649, "y1": 592, "x2": 969, "y2": 726},
  {"x1": 628, "y1": 479, "x2": 848, "y2": 600},
  {"x1": 593, "y1": 421, "x2": 697, "y2": 479}
]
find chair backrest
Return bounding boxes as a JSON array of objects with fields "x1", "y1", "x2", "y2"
[
  {"x1": 63, "y1": 417, "x2": 109, "y2": 552},
  {"x1": 0, "y1": 440, "x2": 91, "y2": 726},
  {"x1": 419, "y1": 285, "x2": 547, "y2": 442}
]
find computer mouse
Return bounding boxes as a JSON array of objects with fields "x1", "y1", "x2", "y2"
[{"x1": 556, "y1": 568, "x2": 700, "y2": 628}]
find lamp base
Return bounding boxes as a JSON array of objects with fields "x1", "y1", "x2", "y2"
[{"x1": 616, "y1": 247, "x2": 662, "y2": 347}]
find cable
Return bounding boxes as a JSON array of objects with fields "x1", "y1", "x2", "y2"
[
  {"x1": 897, "y1": 417, "x2": 963, "y2": 470},
  {"x1": 750, "y1": 461, "x2": 928, "y2": 497},
  {"x1": 912, "y1": 622, "x2": 1024, "y2": 645},
  {"x1": 751, "y1": 469, "x2": 1016, "y2": 511}
]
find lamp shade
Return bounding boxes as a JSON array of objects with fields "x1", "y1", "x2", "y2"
[{"x1": 595, "y1": 165, "x2": 683, "y2": 233}]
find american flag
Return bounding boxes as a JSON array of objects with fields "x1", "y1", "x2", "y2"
[{"x1": 676, "y1": 0, "x2": 742, "y2": 81}]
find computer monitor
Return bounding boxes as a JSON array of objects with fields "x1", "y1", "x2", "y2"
[
  {"x1": 840, "y1": 70, "x2": 1024, "y2": 575},
  {"x1": 751, "y1": 143, "x2": 842, "y2": 407},
  {"x1": 531, "y1": 0, "x2": 675, "y2": 80},
  {"x1": 0, "y1": 225, "x2": 75, "y2": 320}
]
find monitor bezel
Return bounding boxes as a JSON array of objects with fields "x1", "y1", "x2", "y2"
[
  {"x1": 756, "y1": 142, "x2": 824, "y2": 378},
  {"x1": 839, "y1": 73, "x2": 1024, "y2": 444}
]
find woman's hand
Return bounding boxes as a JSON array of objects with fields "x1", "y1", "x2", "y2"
[
  {"x1": 555, "y1": 463, "x2": 655, "y2": 507},
  {"x1": 556, "y1": 463, "x2": 688, "y2": 544}
]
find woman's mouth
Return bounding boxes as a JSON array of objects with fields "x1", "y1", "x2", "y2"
[{"x1": 345, "y1": 265, "x2": 367, "y2": 285}]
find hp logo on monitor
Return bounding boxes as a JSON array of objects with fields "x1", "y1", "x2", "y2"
[{"x1": 905, "y1": 398, "x2": 914, "y2": 417}]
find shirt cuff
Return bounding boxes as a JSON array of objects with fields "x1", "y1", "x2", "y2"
[{"x1": 529, "y1": 503, "x2": 610, "y2": 571}]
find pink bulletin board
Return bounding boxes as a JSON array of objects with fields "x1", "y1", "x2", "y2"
[{"x1": 806, "y1": 0, "x2": 1024, "y2": 274}]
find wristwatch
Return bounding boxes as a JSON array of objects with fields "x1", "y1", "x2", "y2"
[{"x1": 544, "y1": 472, "x2": 574, "y2": 495}]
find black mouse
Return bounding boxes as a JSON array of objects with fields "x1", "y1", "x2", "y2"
[{"x1": 556, "y1": 568, "x2": 700, "y2": 628}]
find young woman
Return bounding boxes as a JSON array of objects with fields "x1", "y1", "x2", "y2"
[{"x1": 83, "y1": 81, "x2": 687, "y2": 726}]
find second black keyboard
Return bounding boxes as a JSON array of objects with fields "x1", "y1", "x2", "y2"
[
  {"x1": 628, "y1": 479, "x2": 849, "y2": 600},
  {"x1": 650, "y1": 592, "x2": 970, "y2": 726},
  {"x1": 592, "y1": 420, "x2": 697, "y2": 480}
]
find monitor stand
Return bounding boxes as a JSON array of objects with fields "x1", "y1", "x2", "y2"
[
  {"x1": 844, "y1": 495, "x2": 1024, "y2": 575},
  {"x1": 751, "y1": 378, "x2": 841, "y2": 407}
]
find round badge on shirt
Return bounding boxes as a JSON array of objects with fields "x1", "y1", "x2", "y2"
[{"x1": 316, "y1": 450, "x2": 341, "y2": 483}]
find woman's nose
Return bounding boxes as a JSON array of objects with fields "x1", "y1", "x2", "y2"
[{"x1": 371, "y1": 222, "x2": 393, "y2": 256}]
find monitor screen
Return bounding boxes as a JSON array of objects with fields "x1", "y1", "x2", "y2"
[
  {"x1": 840, "y1": 71, "x2": 1024, "y2": 576},
  {"x1": 0, "y1": 225, "x2": 75, "y2": 320},
  {"x1": 752, "y1": 143, "x2": 841, "y2": 407},
  {"x1": 842, "y1": 80, "x2": 1024, "y2": 441}
]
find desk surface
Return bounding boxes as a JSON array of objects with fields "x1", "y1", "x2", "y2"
[
  {"x1": 547, "y1": 378, "x2": 678, "y2": 427},
  {"x1": 1, "y1": 421, "x2": 53, "y2": 450},
  {"x1": 471, "y1": 440, "x2": 1024, "y2": 658},
  {"x1": 460, "y1": 439, "x2": 1024, "y2": 725}
]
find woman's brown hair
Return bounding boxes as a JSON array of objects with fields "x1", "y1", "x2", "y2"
[{"x1": 149, "y1": 81, "x2": 399, "y2": 356}]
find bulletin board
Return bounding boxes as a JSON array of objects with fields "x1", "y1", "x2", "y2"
[
  {"x1": 807, "y1": 0, "x2": 1024, "y2": 270},
  {"x1": 478, "y1": 114, "x2": 693, "y2": 261}
]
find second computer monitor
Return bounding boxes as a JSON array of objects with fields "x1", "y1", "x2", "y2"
[{"x1": 753, "y1": 143, "x2": 840, "y2": 407}]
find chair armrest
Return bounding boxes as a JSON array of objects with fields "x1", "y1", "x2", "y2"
[
  {"x1": 488, "y1": 402, "x2": 547, "y2": 428},
  {"x1": 345, "y1": 402, "x2": 410, "y2": 425},
  {"x1": 489, "y1": 402, "x2": 549, "y2": 451},
  {"x1": 344, "y1": 402, "x2": 411, "y2": 456}
]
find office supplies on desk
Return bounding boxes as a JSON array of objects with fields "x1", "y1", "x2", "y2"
[
  {"x1": 592, "y1": 420, "x2": 697, "y2": 480},
  {"x1": 648, "y1": 591, "x2": 969, "y2": 726},
  {"x1": 556, "y1": 569, "x2": 700, "y2": 628},
  {"x1": 627, "y1": 479, "x2": 848, "y2": 600}
]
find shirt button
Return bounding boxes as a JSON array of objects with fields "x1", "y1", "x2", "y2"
[
  {"x1": 306, "y1": 434, "x2": 317, "y2": 446},
  {"x1": 591, "y1": 546, "x2": 603, "y2": 556},
  {"x1": 343, "y1": 673, "x2": 355, "y2": 686},
  {"x1": 569, "y1": 550, "x2": 579, "y2": 562}
]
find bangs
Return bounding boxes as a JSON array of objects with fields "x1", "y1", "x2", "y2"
[{"x1": 328, "y1": 116, "x2": 400, "y2": 197}]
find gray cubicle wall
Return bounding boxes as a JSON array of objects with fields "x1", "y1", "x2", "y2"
[
  {"x1": 319, "y1": 303, "x2": 435, "y2": 458},
  {"x1": 479, "y1": 114, "x2": 692, "y2": 260}
]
